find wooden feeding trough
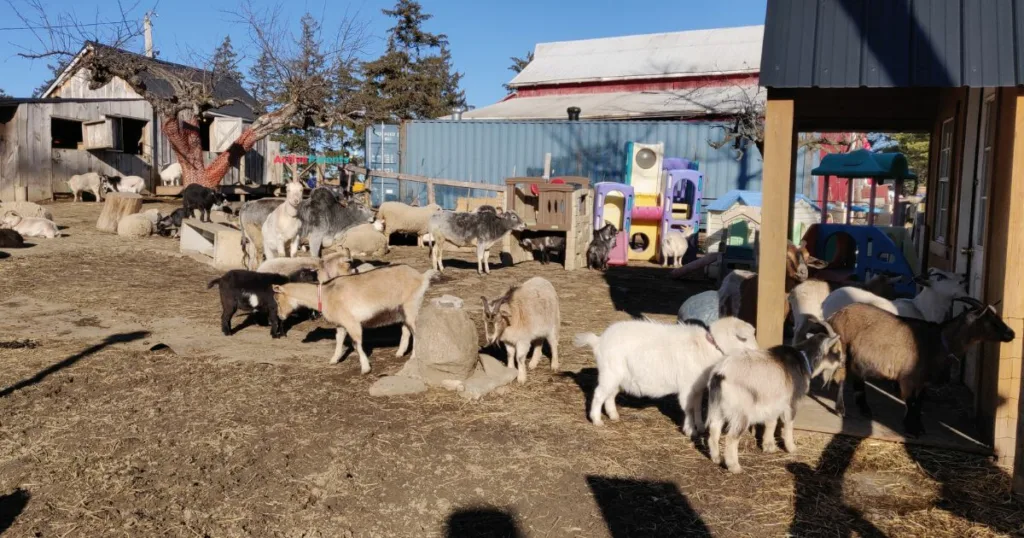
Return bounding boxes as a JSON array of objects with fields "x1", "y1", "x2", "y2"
[{"x1": 502, "y1": 176, "x2": 592, "y2": 270}]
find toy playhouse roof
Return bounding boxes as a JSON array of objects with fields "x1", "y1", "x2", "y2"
[
  {"x1": 706, "y1": 190, "x2": 821, "y2": 212},
  {"x1": 811, "y1": 149, "x2": 918, "y2": 180}
]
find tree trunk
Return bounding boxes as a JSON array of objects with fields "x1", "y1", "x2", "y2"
[
  {"x1": 203, "y1": 103, "x2": 298, "y2": 188},
  {"x1": 96, "y1": 193, "x2": 143, "y2": 233},
  {"x1": 162, "y1": 112, "x2": 208, "y2": 187}
]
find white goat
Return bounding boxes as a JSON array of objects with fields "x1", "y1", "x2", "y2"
[
  {"x1": 660, "y1": 225, "x2": 693, "y2": 267},
  {"x1": 481, "y1": 277, "x2": 560, "y2": 384},
  {"x1": 574, "y1": 317, "x2": 758, "y2": 436},
  {"x1": 0, "y1": 210, "x2": 60, "y2": 238},
  {"x1": 788, "y1": 274, "x2": 902, "y2": 340},
  {"x1": 262, "y1": 181, "x2": 304, "y2": 260},
  {"x1": 68, "y1": 172, "x2": 107, "y2": 202},
  {"x1": 822, "y1": 268, "x2": 966, "y2": 323},
  {"x1": 160, "y1": 163, "x2": 182, "y2": 187},
  {"x1": 706, "y1": 323, "x2": 843, "y2": 473},
  {"x1": 106, "y1": 175, "x2": 148, "y2": 194}
]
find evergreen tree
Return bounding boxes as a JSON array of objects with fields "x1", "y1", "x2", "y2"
[
  {"x1": 0, "y1": 87, "x2": 10, "y2": 98},
  {"x1": 503, "y1": 51, "x2": 533, "y2": 92},
  {"x1": 211, "y1": 35, "x2": 244, "y2": 83},
  {"x1": 275, "y1": 14, "x2": 332, "y2": 154},
  {"x1": 247, "y1": 49, "x2": 278, "y2": 115}
]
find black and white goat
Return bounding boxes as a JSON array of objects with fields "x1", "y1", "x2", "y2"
[{"x1": 208, "y1": 268, "x2": 318, "y2": 338}]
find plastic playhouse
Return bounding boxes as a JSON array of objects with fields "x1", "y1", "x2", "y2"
[
  {"x1": 806, "y1": 149, "x2": 920, "y2": 296},
  {"x1": 591, "y1": 142, "x2": 705, "y2": 266},
  {"x1": 502, "y1": 176, "x2": 593, "y2": 270}
]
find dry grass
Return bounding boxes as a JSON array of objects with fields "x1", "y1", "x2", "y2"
[{"x1": 0, "y1": 200, "x2": 1021, "y2": 537}]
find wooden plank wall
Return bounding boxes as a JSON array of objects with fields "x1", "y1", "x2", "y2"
[
  {"x1": 0, "y1": 116, "x2": 18, "y2": 201},
  {"x1": 52, "y1": 69, "x2": 143, "y2": 99}
]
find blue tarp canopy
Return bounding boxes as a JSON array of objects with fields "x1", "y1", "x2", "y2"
[
  {"x1": 706, "y1": 189, "x2": 821, "y2": 212},
  {"x1": 811, "y1": 149, "x2": 918, "y2": 180}
]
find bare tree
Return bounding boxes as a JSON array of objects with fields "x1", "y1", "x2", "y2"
[{"x1": 11, "y1": 0, "x2": 368, "y2": 188}]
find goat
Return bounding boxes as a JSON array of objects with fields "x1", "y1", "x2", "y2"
[
  {"x1": 273, "y1": 265, "x2": 437, "y2": 373},
  {"x1": 706, "y1": 322, "x2": 844, "y2": 473},
  {"x1": 518, "y1": 234, "x2": 566, "y2": 265},
  {"x1": 375, "y1": 202, "x2": 442, "y2": 251},
  {"x1": 0, "y1": 229, "x2": 26, "y2": 248},
  {"x1": 262, "y1": 181, "x2": 305, "y2": 260},
  {"x1": 788, "y1": 274, "x2": 902, "y2": 341},
  {"x1": 156, "y1": 207, "x2": 190, "y2": 237},
  {"x1": 661, "y1": 225, "x2": 693, "y2": 268},
  {"x1": 718, "y1": 241, "x2": 827, "y2": 326},
  {"x1": 0, "y1": 211, "x2": 59, "y2": 239},
  {"x1": 428, "y1": 209, "x2": 526, "y2": 274},
  {"x1": 256, "y1": 249, "x2": 360, "y2": 282},
  {"x1": 207, "y1": 269, "x2": 318, "y2": 338},
  {"x1": 586, "y1": 223, "x2": 618, "y2": 270},
  {"x1": 297, "y1": 187, "x2": 375, "y2": 258},
  {"x1": 239, "y1": 198, "x2": 286, "y2": 268},
  {"x1": 822, "y1": 268, "x2": 967, "y2": 323},
  {"x1": 828, "y1": 298, "x2": 1015, "y2": 436},
  {"x1": 181, "y1": 183, "x2": 226, "y2": 223},
  {"x1": 68, "y1": 172, "x2": 107, "y2": 202},
  {"x1": 160, "y1": 162, "x2": 182, "y2": 187},
  {"x1": 104, "y1": 175, "x2": 148, "y2": 195},
  {"x1": 574, "y1": 317, "x2": 758, "y2": 436},
  {"x1": 481, "y1": 277, "x2": 560, "y2": 384}
]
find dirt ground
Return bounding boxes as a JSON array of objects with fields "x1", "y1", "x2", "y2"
[{"x1": 0, "y1": 200, "x2": 1022, "y2": 537}]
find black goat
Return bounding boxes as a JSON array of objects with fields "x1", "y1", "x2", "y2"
[
  {"x1": 586, "y1": 223, "x2": 618, "y2": 270},
  {"x1": 182, "y1": 183, "x2": 226, "y2": 223},
  {"x1": 208, "y1": 269, "x2": 318, "y2": 338},
  {"x1": 0, "y1": 229, "x2": 27, "y2": 248}
]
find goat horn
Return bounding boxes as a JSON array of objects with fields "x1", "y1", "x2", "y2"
[{"x1": 953, "y1": 296, "x2": 986, "y2": 309}]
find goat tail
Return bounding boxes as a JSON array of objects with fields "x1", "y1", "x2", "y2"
[
  {"x1": 573, "y1": 333, "x2": 600, "y2": 352},
  {"x1": 207, "y1": 277, "x2": 221, "y2": 289}
]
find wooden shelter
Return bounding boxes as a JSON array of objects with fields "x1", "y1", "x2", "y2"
[{"x1": 758, "y1": 0, "x2": 1024, "y2": 488}]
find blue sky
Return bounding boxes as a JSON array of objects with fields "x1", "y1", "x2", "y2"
[{"x1": 0, "y1": 0, "x2": 768, "y2": 104}]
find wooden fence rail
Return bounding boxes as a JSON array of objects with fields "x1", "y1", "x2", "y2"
[{"x1": 344, "y1": 164, "x2": 504, "y2": 206}]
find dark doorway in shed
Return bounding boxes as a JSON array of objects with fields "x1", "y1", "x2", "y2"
[
  {"x1": 51, "y1": 118, "x2": 83, "y2": 149},
  {"x1": 114, "y1": 117, "x2": 147, "y2": 155}
]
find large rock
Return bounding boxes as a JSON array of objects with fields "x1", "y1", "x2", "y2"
[{"x1": 0, "y1": 202, "x2": 53, "y2": 222}]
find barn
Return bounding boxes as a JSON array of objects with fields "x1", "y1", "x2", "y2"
[{"x1": 0, "y1": 42, "x2": 273, "y2": 202}]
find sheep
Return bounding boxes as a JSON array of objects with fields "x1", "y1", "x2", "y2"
[
  {"x1": 272, "y1": 264, "x2": 437, "y2": 373},
  {"x1": 788, "y1": 274, "x2": 902, "y2": 341},
  {"x1": 68, "y1": 172, "x2": 107, "y2": 202},
  {"x1": 661, "y1": 225, "x2": 693, "y2": 267},
  {"x1": 142, "y1": 208, "x2": 163, "y2": 226},
  {"x1": 428, "y1": 209, "x2": 527, "y2": 274},
  {"x1": 519, "y1": 234, "x2": 566, "y2": 265},
  {"x1": 717, "y1": 241, "x2": 827, "y2": 326},
  {"x1": 297, "y1": 187, "x2": 376, "y2": 258},
  {"x1": 481, "y1": 277, "x2": 560, "y2": 384},
  {"x1": 0, "y1": 202, "x2": 53, "y2": 222},
  {"x1": 160, "y1": 162, "x2": 182, "y2": 187},
  {"x1": 586, "y1": 223, "x2": 618, "y2": 270},
  {"x1": 0, "y1": 211, "x2": 60, "y2": 239},
  {"x1": 335, "y1": 223, "x2": 388, "y2": 257},
  {"x1": 573, "y1": 316, "x2": 758, "y2": 436},
  {"x1": 705, "y1": 322, "x2": 844, "y2": 473},
  {"x1": 208, "y1": 269, "x2": 319, "y2": 338},
  {"x1": 828, "y1": 298, "x2": 1015, "y2": 436},
  {"x1": 0, "y1": 229, "x2": 26, "y2": 248},
  {"x1": 262, "y1": 181, "x2": 305, "y2": 260},
  {"x1": 239, "y1": 198, "x2": 286, "y2": 268},
  {"x1": 375, "y1": 202, "x2": 442, "y2": 251},
  {"x1": 105, "y1": 175, "x2": 149, "y2": 195},
  {"x1": 822, "y1": 268, "x2": 967, "y2": 323}
]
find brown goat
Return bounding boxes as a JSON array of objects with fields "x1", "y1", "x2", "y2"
[{"x1": 828, "y1": 297, "x2": 1015, "y2": 436}]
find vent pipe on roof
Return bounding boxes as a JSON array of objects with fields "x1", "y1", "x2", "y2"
[
  {"x1": 567, "y1": 107, "x2": 581, "y2": 121},
  {"x1": 144, "y1": 14, "x2": 154, "y2": 58}
]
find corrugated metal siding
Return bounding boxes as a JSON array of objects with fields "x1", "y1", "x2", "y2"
[
  {"x1": 399, "y1": 120, "x2": 821, "y2": 225},
  {"x1": 760, "y1": 0, "x2": 1024, "y2": 89}
]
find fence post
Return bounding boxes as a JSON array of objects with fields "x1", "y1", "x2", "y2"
[{"x1": 427, "y1": 179, "x2": 436, "y2": 206}]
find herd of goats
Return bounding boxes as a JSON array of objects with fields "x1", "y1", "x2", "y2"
[{"x1": 0, "y1": 177, "x2": 1016, "y2": 474}]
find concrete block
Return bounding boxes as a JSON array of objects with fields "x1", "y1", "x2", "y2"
[{"x1": 180, "y1": 219, "x2": 243, "y2": 269}]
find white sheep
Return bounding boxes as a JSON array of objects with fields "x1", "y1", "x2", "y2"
[
  {"x1": 142, "y1": 208, "x2": 163, "y2": 226},
  {"x1": 481, "y1": 277, "x2": 561, "y2": 384},
  {"x1": 0, "y1": 202, "x2": 53, "y2": 222},
  {"x1": 574, "y1": 316, "x2": 758, "y2": 436},
  {"x1": 262, "y1": 181, "x2": 304, "y2": 260},
  {"x1": 0, "y1": 210, "x2": 60, "y2": 238},
  {"x1": 160, "y1": 162, "x2": 182, "y2": 187},
  {"x1": 706, "y1": 323, "x2": 843, "y2": 473},
  {"x1": 822, "y1": 268, "x2": 966, "y2": 323},
  {"x1": 661, "y1": 225, "x2": 693, "y2": 267},
  {"x1": 68, "y1": 172, "x2": 107, "y2": 203},
  {"x1": 336, "y1": 223, "x2": 388, "y2": 257},
  {"x1": 116, "y1": 213, "x2": 153, "y2": 238},
  {"x1": 376, "y1": 202, "x2": 442, "y2": 251}
]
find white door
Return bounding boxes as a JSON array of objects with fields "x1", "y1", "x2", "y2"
[{"x1": 961, "y1": 90, "x2": 998, "y2": 395}]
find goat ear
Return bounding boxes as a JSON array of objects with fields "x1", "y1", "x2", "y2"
[
  {"x1": 806, "y1": 257, "x2": 828, "y2": 269},
  {"x1": 480, "y1": 296, "x2": 489, "y2": 309},
  {"x1": 271, "y1": 284, "x2": 285, "y2": 293}
]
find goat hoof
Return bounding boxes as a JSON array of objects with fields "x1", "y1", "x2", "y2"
[
  {"x1": 591, "y1": 417, "x2": 605, "y2": 427},
  {"x1": 727, "y1": 465, "x2": 743, "y2": 475},
  {"x1": 763, "y1": 443, "x2": 778, "y2": 454}
]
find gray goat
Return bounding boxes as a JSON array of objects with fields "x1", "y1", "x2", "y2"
[
  {"x1": 297, "y1": 188, "x2": 375, "y2": 258},
  {"x1": 428, "y1": 209, "x2": 526, "y2": 274}
]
